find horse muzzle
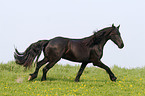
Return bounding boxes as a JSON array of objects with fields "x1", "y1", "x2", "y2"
[{"x1": 118, "y1": 43, "x2": 124, "y2": 49}]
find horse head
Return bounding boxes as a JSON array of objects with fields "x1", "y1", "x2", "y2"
[{"x1": 109, "y1": 24, "x2": 124, "y2": 49}]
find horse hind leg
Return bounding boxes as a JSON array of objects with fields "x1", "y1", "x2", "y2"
[
  {"x1": 41, "y1": 46, "x2": 66, "y2": 81},
  {"x1": 28, "y1": 57, "x2": 49, "y2": 81},
  {"x1": 41, "y1": 58, "x2": 61, "y2": 81}
]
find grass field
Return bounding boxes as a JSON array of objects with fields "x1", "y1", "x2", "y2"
[{"x1": 0, "y1": 61, "x2": 145, "y2": 96}]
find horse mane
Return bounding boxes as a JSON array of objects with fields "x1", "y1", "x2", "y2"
[{"x1": 82, "y1": 27, "x2": 110, "y2": 47}]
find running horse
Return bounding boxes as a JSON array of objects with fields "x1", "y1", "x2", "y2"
[{"x1": 14, "y1": 24, "x2": 124, "y2": 82}]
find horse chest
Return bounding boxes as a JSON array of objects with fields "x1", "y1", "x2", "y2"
[{"x1": 90, "y1": 46, "x2": 103, "y2": 61}]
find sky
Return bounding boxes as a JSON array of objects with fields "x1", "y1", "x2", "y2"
[{"x1": 0, "y1": 0, "x2": 145, "y2": 68}]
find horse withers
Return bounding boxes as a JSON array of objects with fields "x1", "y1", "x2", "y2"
[{"x1": 14, "y1": 24, "x2": 124, "y2": 82}]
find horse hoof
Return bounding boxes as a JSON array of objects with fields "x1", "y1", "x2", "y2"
[
  {"x1": 41, "y1": 78, "x2": 46, "y2": 81},
  {"x1": 111, "y1": 77, "x2": 117, "y2": 82},
  {"x1": 41, "y1": 76, "x2": 47, "y2": 81},
  {"x1": 75, "y1": 79, "x2": 80, "y2": 82},
  {"x1": 28, "y1": 76, "x2": 32, "y2": 81}
]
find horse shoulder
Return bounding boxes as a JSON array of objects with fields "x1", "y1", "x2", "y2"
[{"x1": 90, "y1": 45, "x2": 103, "y2": 60}]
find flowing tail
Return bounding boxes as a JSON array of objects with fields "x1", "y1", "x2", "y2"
[{"x1": 14, "y1": 40, "x2": 49, "y2": 67}]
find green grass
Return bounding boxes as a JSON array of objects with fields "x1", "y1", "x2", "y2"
[{"x1": 0, "y1": 61, "x2": 145, "y2": 96}]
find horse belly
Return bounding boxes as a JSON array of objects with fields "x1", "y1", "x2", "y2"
[{"x1": 62, "y1": 46, "x2": 90, "y2": 62}]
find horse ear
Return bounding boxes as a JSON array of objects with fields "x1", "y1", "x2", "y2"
[
  {"x1": 112, "y1": 24, "x2": 115, "y2": 28},
  {"x1": 117, "y1": 25, "x2": 120, "y2": 29}
]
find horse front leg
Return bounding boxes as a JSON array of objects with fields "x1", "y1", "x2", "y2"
[
  {"x1": 93, "y1": 61, "x2": 117, "y2": 82},
  {"x1": 75, "y1": 62, "x2": 88, "y2": 82}
]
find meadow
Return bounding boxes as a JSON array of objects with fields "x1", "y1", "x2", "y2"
[{"x1": 0, "y1": 61, "x2": 145, "y2": 96}]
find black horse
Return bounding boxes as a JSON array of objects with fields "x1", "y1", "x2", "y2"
[{"x1": 14, "y1": 24, "x2": 124, "y2": 82}]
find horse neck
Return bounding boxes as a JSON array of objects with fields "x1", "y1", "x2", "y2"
[
  {"x1": 96, "y1": 28, "x2": 112, "y2": 50},
  {"x1": 97, "y1": 36, "x2": 109, "y2": 50},
  {"x1": 82, "y1": 29, "x2": 110, "y2": 47}
]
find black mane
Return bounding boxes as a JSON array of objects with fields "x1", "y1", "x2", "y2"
[{"x1": 83, "y1": 27, "x2": 111, "y2": 46}]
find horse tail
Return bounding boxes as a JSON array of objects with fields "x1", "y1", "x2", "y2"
[{"x1": 14, "y1": 40, "x2": 49, "y2": 67}]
